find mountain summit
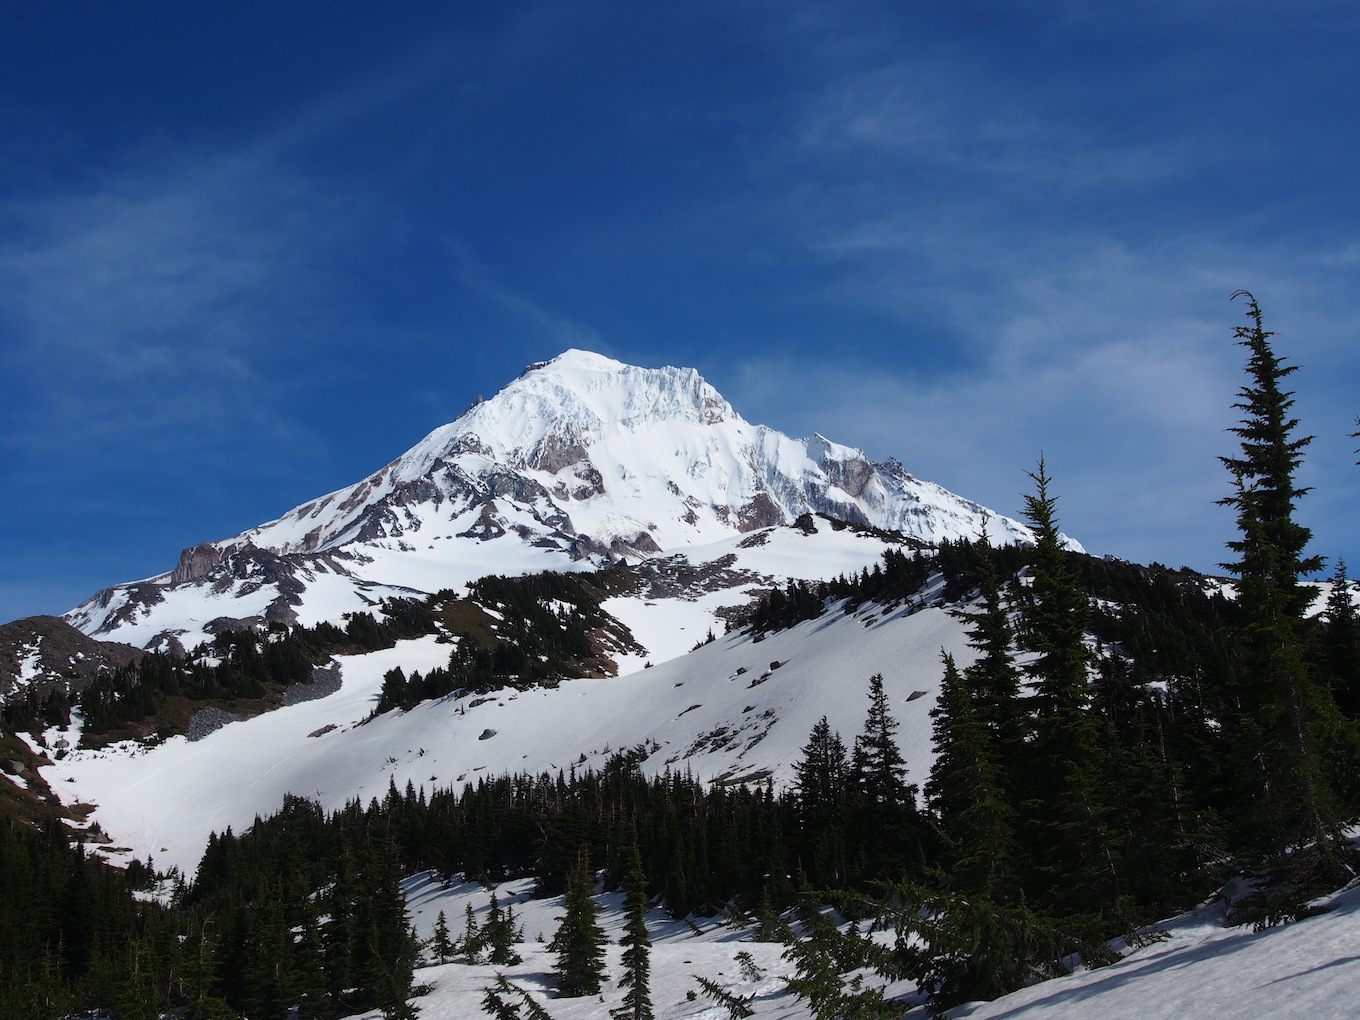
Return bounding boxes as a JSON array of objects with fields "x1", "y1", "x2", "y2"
[{"x1": 67, "y1": 350, "x2": 1038, "y2": 647}]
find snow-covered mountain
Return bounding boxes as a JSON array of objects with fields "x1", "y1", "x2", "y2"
[
  {"x1": 64, "y1": 350, "x2": 1045, "y2": 651},
  {"x1": 40, "y1": 521, "x2": 971, "y2": 877}
]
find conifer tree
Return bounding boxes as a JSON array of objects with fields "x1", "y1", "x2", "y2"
[
  {"x1": 1319, "y1": 558, "x2": 1360, "y2": 718},
  {"x1": 792, "y1": 717, "x2": 851, "y2": 884},
  {"x1": 181, "y1": 914, "x2": 233, "y2": 1020},
  {"x1": 1014, "y1": 455, "x2": 1116, "y2": 912},
  {"x1": 776, "y1": 899, "x2": 900, "y2": 1020},
  {"x1": 882, "y1": 880, "x2": 1116, "y2": 1014},
  {"x1": 851, "y1": 674, "x2": 912, "y2": 808},
  {"x1": 958, "y1": 525, "x2": 1024, "y2": 770},
  {"x1": 432, "y1": 910, "x2": 454, "y2": 966},
  {"x1": 461, "y1": 902, "x2": 482, "y2": 963},
  {"x1": 355, "y1": 832, "x2": 419, "y2": 1019},
  {"x1": 293, "y1": 906, "x2": 329, "y2": 1020},
  {"x1": 549, "y1": 847, "x2": 607, "y2": 997},
  {"x1": 1216, "y1": 290, "x2": 1350, "y2": 876},
  {"x1": 481, "y1": 894, "x2": 524, "y2": 967},
  {"x1": 692, "y1": 974, "x2": 756, "y2": 1018},
  {"x1": 926, "y1": 653, "x2": 1018, "y2": 900},
  {"x1": 611, "y1": 829, "x2": 654, "y2": 1020},
  {"x1": 240, "y1": 890, "x2": 292, "y2": 1020},
  {"x1": 481, "y1": 974, "x2": 556, "y2": 1020},
  {"x1": 793, "y1": 717, "x2": 848, "y2": 832}
]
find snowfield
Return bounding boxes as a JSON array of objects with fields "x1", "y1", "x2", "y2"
[
  {"x1": 330, "y1": 867, "x2": 1360, "y2": 1020},
  {"x1": 43, "y1": 590, "x2": 972, "y2": 878}
]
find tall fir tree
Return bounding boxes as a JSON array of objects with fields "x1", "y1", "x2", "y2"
[
  {"x1": 791, "y1": 717, "x2": 851, "y2": 884},
  {"x1": 355, "y1": 830, "x2": 419, "y2": 1019},
  {"x1": 926, "y1": 653, "x2": 1018, "y2": 901},
  {"x1": 481, "y1": 894, "x2": 524, "y2": 967},
  {"x1": 549, "y1": 847, "x2": 607, "y2": 997},
  {"x1": 1216, "y1": 290, "x2": 1351, "y2": 877},
  {"x1": 850, "y1": 673, "x2": 928, "y2": 882},
  {"x1": 1015, "y1": 455, "x2": 1117, "y2": 913},
  {"x1": 1319, "y1": 558, "x2": 1360, "y2": 719},
  {"x1": 793, "y1": 717, "x2": 849, "y2": 831},
  {"x1": 611, "y1": 828, "x2": 654, "y2": 1020},
  {"x1": 850, "y1": 674, "x2": 912, "y2": 808},
  {"x1": 959, "y1": 526, "x2": 1025, "y2": 771},
  {"x1": 432, "y1": 910, "x2": 454, "y2": 966}
]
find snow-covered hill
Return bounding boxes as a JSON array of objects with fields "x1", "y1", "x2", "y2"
[
  {"x1": 38, "y1": 521, "x2": 971, "y2": 878},
  {"x1": 64, "y1": 350, "x2": 1049, "y2": 651}
]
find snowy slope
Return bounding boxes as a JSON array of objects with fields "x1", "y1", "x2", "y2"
[
  {"x1": 64, "y1": 350, "x2": 1051, "y2": 649},
  {"x1": 42, "y1": 567, "x2": 971, "y2": 877},
  {"x1": 358, "y1": 869, "x2": 1360, "y2": 1020}
]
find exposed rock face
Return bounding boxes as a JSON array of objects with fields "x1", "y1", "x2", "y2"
[
  {"x1": 738, "y1": 493, "x2": 785, "y2": 532},
  {"x1": 172, "y1": 542, "x2": 229, "y2": 585}
]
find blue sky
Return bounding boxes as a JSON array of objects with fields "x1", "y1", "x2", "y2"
[{"x1": 3, "y1": 1, "x2": 1358, "y2": 622}]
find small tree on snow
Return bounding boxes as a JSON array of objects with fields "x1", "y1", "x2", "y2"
[
  {"x1": 611, "y1": 830, "x2": 653, "y2": 1020},
  {"x1": 549, "y1": 847, "x2": 607, "y2": 997}
]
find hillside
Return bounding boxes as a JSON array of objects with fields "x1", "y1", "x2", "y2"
[{"x1": 36, "y1": 522, "x2": 965, "y2": 877}]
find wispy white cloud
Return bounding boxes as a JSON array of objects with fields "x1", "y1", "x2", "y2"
[
  {"x1": 725, "y1": 229, "x2": 1360, "y2": 572},
  {"x1": 0, "y1": 146, "x2": 362, "y2": 468},
  {"x1": 706, "y1": 11, "x2": 1360, "y2": 572},
  {"x1": 794, "y1": 59, "x2": 1188, "y2": 190}
]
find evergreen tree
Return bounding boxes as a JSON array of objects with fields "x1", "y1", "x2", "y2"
[
  {"x1": 776, "y1": 899, "x2": 900, "y2": 1020},
  {"x1": 461, "y1": 902, "x2": 482, "y2": 963},
  {"x1": 240, "y1": 889, "x2": 292, "y2": 1020},
  {"x1": 432, "y1": 909, "x2": 454, "y2": 965},
  {"x1": 850, "y1": 674, "x2": 912, "y2": 808},
  {"x1": 354, "y1": 831, "x2": 419, "y2": 1018},
  {"x1": 481, "y1": 974, "x2": 556, "y2": 1020},
  {"x1": 611, "y1": 829, "x2": 654, "y2": 1020},
  {"x1": 1216, "y1": 290, "x2": 1351, "y2": 877},
  {"x1": 549, "y1": 847, "x2": 607, "y2": 997},
  {"x1": 926, "y1": 653, "x2": 1018, "y2": 900},
  {"x1": 882, "y1": 881, "x2": 1117, "y2": 1014},
  {"x1": 1319, "y1": 558, "x2": 1360, "y2": 718},
  {"x1": 791, "y1": 717, "x2": 851, "y2": 884},
  {"x1": 293, "y1": 905, "x2": 329, "y2": 1020},
  {"x1": 792, "y1": 717, "x2": 848, "y2": 832},
  {"x1": 692, "y1": 974, "x2": 755, "y2": 1019},
  {"x1": 480, "y1": 894, "x2": 524, "y2": 967},
  {"x1": 181, "y1": 914, "x2": 236, "y2": 1020},
  {"x1": 1015, "y1": 455, "x2": 1116, "y2": 912},
  {"x1": 958, "y1": 526, "x2": 1025, "y2": 770}
]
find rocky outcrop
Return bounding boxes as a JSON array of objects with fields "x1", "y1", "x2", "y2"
[
  {"x1": 172, "y1": 542, "x2": 233, "y2": 585},
  {"x1": 0, "y1": 616, "x2": 142, "y2": 709},
  {"x1": 738, "y1": 493, "x2": 785, "y2": 532}
]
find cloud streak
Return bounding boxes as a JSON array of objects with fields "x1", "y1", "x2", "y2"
[{"x1": 0, "y1": 146, "x2": 362, "y2": 470}]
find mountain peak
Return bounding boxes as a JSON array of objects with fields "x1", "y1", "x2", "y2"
[
  {"x1": 520, "y1": 348, "x2": 629, "y2": 376},
  {"x1": 66, "y1": 350, "x2": 1048, "y2": 646}
]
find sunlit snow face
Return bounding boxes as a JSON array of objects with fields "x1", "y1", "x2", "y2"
[{"x1": 66, "y1": 351, "x2": 1036, "y2": 650}]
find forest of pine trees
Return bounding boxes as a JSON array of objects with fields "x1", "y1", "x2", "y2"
[{"x1": 1, "y1": 297, "x2": 1358, "y2": 1017}]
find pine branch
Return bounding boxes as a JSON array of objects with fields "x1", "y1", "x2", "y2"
[{"x1": 692, "y1": 974, "x2": 755, "y2": 1018}]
